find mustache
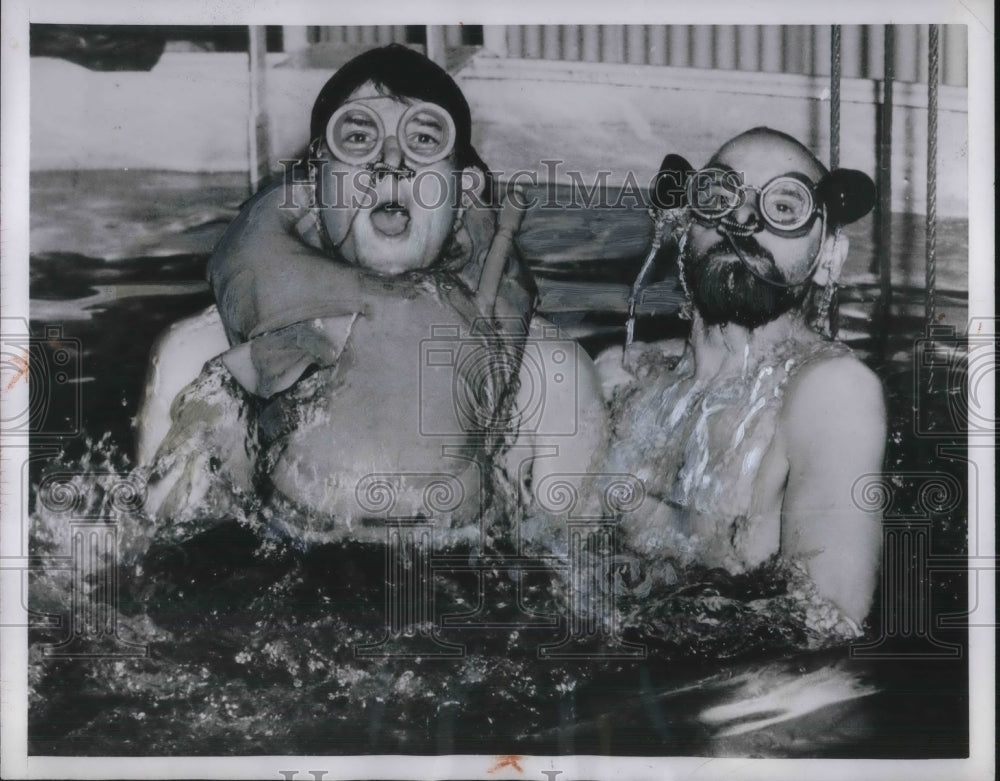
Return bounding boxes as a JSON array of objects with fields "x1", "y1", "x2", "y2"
[{"x1": 703, "y1": 234, "x2": 776, "y2": 266}]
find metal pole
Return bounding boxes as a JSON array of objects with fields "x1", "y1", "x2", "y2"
[
  {"x1": 425, "y1": 25, "x2": 446, "y2": 67},
  {"x1": 247, "y1": 26, "x2": 270, "y2": 195},
  {"x1": 876, "y1": 25, "x2": 894, "y2": 351},
  {"x1": 925, "y1": 25, "x2": 940, "y2": 326}
]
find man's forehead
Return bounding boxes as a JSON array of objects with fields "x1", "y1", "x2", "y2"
[
  {"x1": 708, "y1": 132, "x2": 824, "y2": 184},
  {"x1": 341, "y1": 82, "x2": 454, "y2": 126},
  {"x1": 347, "y1": 81, "x2": 407, "y2": 103}
]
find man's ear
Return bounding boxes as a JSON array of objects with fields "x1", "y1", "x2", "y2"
[
  {"x1": 814, "y1": 230, "x2": 849, "y2": 286},
  {"x1": 458, "y1": 166, "x2": 487, "y2": 212}
]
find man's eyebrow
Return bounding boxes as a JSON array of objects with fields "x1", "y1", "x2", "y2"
[
  {"x1": 342, "y1": 114, "x2": 379, "y2": 129},
  {"x1": 408, "y1": 115, "x2": 444, "y2": 131}
]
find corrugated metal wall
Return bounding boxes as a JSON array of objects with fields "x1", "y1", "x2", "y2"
[
  {"x1": 303, "y1": 25, "x2": 968, "y2": 87},
  {"x1": 307, "y1": 26, "x2": 409, "y2": 46}
]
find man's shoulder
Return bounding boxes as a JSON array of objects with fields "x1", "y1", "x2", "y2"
[{"x1": 782, "y1": 347, "x2": 886, "y2": 438}]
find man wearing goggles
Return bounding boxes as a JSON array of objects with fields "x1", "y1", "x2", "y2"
[
  {"x1": 686, "y1": 168, "x2": 823, "y2": 238},
  {"x1": 600, "y1": 128, "x2": 884, "y2": 628},
  {"x1": 311, "y1": 85, "x2": 475, "y2": 276},
  {"x1": 137, "y1": 45, "x2": 606, "y2": 550},
  {"x1": 325, "y1": 97, "x2": 457, "y2": 174}
]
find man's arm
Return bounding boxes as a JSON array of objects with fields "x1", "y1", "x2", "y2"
[
  {"x1": 779, "y1": 355, "x2": 887, "y2": 625},
  {"x1": 506, "y1": 319, "x2": 610, "y2": 519},
  {"x1": 135, "y1": 305, "x2": 229, "y2": 466}
]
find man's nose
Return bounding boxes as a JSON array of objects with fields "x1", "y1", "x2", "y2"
[
  {"x1": 380, "y1": 135, "x2": 404, "y2": 169},
  {"x1": 728, "y1": 193, "x2": 762, "y2": 229}
]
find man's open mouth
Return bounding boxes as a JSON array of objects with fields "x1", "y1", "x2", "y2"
[{"x1": 369, "y1": 201, "x2": 410, "y2": 237}]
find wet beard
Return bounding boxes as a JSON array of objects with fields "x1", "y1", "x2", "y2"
[{"x1": 682, "y1": 238, "x2": 809, "y2": 330}]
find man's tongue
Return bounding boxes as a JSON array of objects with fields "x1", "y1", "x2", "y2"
[{"x1": 370, "y1": 203, "x2": 409, "y2": 237}]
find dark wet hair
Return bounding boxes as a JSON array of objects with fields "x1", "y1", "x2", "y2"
[{"x1": 310, "y1": 44, "x2": 490, "y2": 180}]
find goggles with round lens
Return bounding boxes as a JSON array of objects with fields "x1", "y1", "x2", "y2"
[
  {"x1": 325, "y1": 100, "x2": 456, "y2": 168},
  {"x1": 685, "y1": 168, "x2": 822, "y2": 235}
]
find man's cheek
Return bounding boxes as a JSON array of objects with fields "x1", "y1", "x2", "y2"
[{"x1": 412, "y1": 169, "x2": 450, "y2": 210}]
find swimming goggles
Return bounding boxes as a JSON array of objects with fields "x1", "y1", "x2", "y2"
[
  {"x1": 685, "y1": 168, "x2": 822, "y2": 237},
  {"x1": 325, "y1": 99, "x2": 456, "y2": 169}
]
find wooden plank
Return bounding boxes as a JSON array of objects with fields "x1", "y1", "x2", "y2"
[
  {"x1": 536, "y1": 278, "x2": 684, "y2": 316},
  {"x1": 517, "y1": 210, "x2": 652, "y2": 265}
]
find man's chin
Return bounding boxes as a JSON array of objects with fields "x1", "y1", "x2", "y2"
[
  {"x1": 688, "y1": 268, "x2": 800, "y2": 330},
  {"x1": 354, "y1": 244, "x2": 433, "y2": 276}
]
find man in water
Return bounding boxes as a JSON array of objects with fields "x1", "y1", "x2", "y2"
[
  {"x1": 137, "y1": 45, "x2": 605, "y2": 545},
  {"x1": 598, "y1": 127, "x2": 884, "y2": 627}
]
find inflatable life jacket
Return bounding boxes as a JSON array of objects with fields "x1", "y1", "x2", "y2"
[{"x1": 207, "y1": 180, "x2": 536, "y2": 401}]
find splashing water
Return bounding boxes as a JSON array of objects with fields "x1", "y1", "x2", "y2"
[{"x1": 27, "y1": 421, "x2": 871, "y2": 757}]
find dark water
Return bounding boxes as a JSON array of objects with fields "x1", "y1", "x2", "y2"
[{"x1": 26, "y1": 249, "x2": 969, "y2": 758}]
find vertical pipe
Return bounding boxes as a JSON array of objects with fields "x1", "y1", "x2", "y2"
[
  {"x1": 895, "y1": 25, "x2": 919, "y2": 83},
  {"x1": 523, "y1": 25, "x2": 542, "y2": 59},
  {"x1": 425, "y1": 25, "x2": 446, "y2": 67},
  {"x1": 483, "y1": 26, "x2": 508, "y2": 58},
  {"x1": 783, "y1": 25, "x2": 806, "y2": 75},
  {"x1": 602, "y1": 25, "x2": 625, "y2": 64},
  {"x1": 543, "y1": 25, "x2": 562, "y2": 60},
  {"x1": 281, "y1": 26, "x2": 310, "y2": 54},
  {"x1": 626, "y1": 25, "x2": 647, "y2": 65},
  {"x1": 714, "y1": 25, "x2": 737, "y2": 70},
  {"x1": 648, "y1": 25, "x2": 667, "y2": 66},
  {"x1": 581, "y1": 25, "x2": 600, "y2": 63},
  {"x1": 668, "y1": 25, "x2": 689, "y2": 68},
  {"x1": 247, "y1": 25, "x2": 270, "y2": 195},
  {"x1": 562, "y1": 25, "x2": 581, "y2": 61},
  {"x1": 917, "y1": 24, "x2": 930, "y2": 83},
  {"x1": 812, "y1": 24, "x2": 831, "y2": 77},
  {"x1": 761, "y1": 26, "x2": 782, "y2": 72},
  {"x1": 877, "y1": 25, "x2": 895, "y2": 351},
  {"x1": 868, "y1": 24, "x2": 886, "y2": 80},
  {"x1": 830, "y1": 25, "x2": 842, "y2": 170},
  {"x1": 692, "y1": 26, "x2": 713, "y2": 69},
  {"x1": 841, "y1": 24, "x2": 862, "y2": 79},
  {"x1": 508, "y1": 26, "x2": 525, "y2": 59},
  {"x1": 737, "y1": 25, "x2": 761, "y2": 72},
  {"x1": 942, "y1": 24, "x2": 967, "y2": 86},
  {"x1": 925, "y1": 25, "x2": 939, "y2": 326},
  {"x1": 444, "y1": 25, "x2": 463, "y2": 47}
]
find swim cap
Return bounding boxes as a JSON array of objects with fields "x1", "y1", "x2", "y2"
[{"x1": 310, "y1": 44, "x2": 490, "y2": 183}]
